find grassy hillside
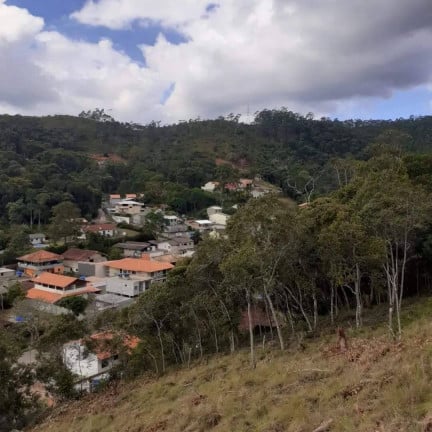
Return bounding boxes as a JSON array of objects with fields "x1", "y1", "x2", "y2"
[{"x1": 32, "y1": 299, "x2": 432, "y2": 432}]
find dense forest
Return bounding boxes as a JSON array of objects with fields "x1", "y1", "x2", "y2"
[{"x1": 2, "y1": 109, "x2": 432, "y2": 227}]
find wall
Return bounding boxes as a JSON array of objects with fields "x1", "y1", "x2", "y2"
[{"x1": 64, "y1": 344, "x2": 100, "y2": 378}]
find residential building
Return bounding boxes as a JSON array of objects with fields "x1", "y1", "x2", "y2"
[
  {"x1": 104, "y1": 257, "x2": 174, "y2": 284},
  {"x1": 77, "y1": 262, "x2": 107, "y2": 278},
  {"x1": 186, "y1": 219, "x2": 214, "y2": 233},
  {"x1": 156, "y1": 237, "x2": 194, "y2": 255},
  {"x1": 62, "y1": 248, "x2": 106, "y2": 273},
  {"x1": 207, "y1": 206, "x2": 223, "y2": 216},
  {"x1": 81, "y1": 224, "x2": 117, "y2": 238},
  {"x1": 105, "y1": 274, "x2": 151, "y2": 297},
  {"x1": 29, "y1": 233, "x2": 46, "y2": 247},
  {"x1": 17, "y1": 251, "x2": 64, "y2": 277},
  {"x1": 63, "y1": 331, "x2": 139, "y2": 392},
  {"x1": 115, "y1": 200, "x2": 145, "y2": 215},
  {"x1": 26, "y1": 272, "x2": 100, "y2": 305},
  {"x1": 201, "y1": 181, "x2": 219, "y2": 192},
  {"x1": 113, "y1": 241, "x2": 155, "y2": 258},
  {"x1": 125, "y1": 194, "x2": 137, "y2": 200},
  {"x1": 0, "y1": 267, "x2": 15, "y2": 280},
  {"x1": 163, "y1": 215, "x2": 188, "y2": 234},
  {"x1": 109, "y1": 194, "x2": 121, "y2": 206},
  {"x1": 209, "y1": 212, "x2": 230, "y2": 226},
  {"x1": 239, "y1": 178, "x2": 254, "y2": 189}
]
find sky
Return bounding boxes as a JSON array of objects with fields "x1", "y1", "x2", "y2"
[{"x1": 1, "y1": 0, "x2": 432, "y2": 124}]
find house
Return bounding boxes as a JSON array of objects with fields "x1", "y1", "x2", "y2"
[
  {"x1": 109, "y1": 194, "x2": 121, "y2": 206},
  {"x1": 239, "y1": 178, "x2": 254, "y2": 189},
  {"x1": 207, "y1": 206, "x2": 223, "y2": 216},
  {"x1": 163, "y1": 215, "x2": 188, "y2": 234},
  {"x1": 17, "y1": 251, "x2": 64, "y2": 277},
  {"x1": 209, "y1": 212, "x2": 230, "y2": 226},
  {"x1": 115, "y1": 200, "x2": 145, "y2": 215},
  {"x1": 26, "y1": 272, "x2": 100, "y2": 306},
  {"x1": 224, "y1": 183, "x2": 238, "y2": 192},
  {"x1": 251, "y1": 187, "x2": 269, "y2": 198},
  {"x1": 113, "y1": 242, "x2": 155, "y2": 258},
  {"x1": 201, "y1": 181, "x2": 219, "y2": 193},
  {"x1": 125, "y1": 194, "x2": 137, "y2": 200},
  {"x1": 62, "y1": 248, "x2": 106, "y2": 273},
  {"x1": 63, "y1": 331, "x2": 139, "y2": 392},
  {"x1": 29, "y1": 233, "x2": 46, "y2": 247},
  {"x1": 0, "y1": 267, "x2": 15, "y2": 280},
  {"x1": 81, "y1": 224, "x2": 117, "y2": 238},
  {"x1": 104, "y1": 257, "x2": 174, "y2": 284},
  {"x1": 105, "y1": 274, "x2": 152, "y2": 297},
  {"x1": 156, "y1": 237, "x2": 194, "y2": 255},
  {"x1": 186, "y1": 219, "x2": 214, "y2": 233}
]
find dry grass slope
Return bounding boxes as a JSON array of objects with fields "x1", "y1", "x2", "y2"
[{"x1": 32, "y1": 299, "x2": 432, "y2": 432}]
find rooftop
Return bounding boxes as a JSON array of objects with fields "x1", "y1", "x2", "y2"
[
  {"x1": 114, "y1": 242, "x2": 150, "y2": 251},
  {"x1": 105, "y1": 258, "x2": 174, "y2": 273},
  {"x1": 62, "y1": 248, "x2": 100, "y2": 261},
  {"x1": 33, "y1": 272, "x2": 78, "y2": 289},
  {"x1": 26, "y1": 285, "x2": 100, "y2": 304},
  {"x1": 18, "y1": 250, "x2": 62, "y2": 263}
]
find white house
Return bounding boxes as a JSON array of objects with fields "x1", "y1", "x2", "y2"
[
  {"x1": 81, "y1": 224, "x2": 117, "y2": 239},
  {"x1": 156, "y1": 237, "x2": 195, "y2": 255},
  {"x1": 63, "y1": 332, "x2": 139, "y2": 392},
  {"x1": 201, "y1": 181, "x2": 219, "y2": 192},
  {"x1": 163, "y1": 215, "x2": 188, "y2": 234},
  {"x1": 209, "y1": 212, "x2": 230, "y2": 226},
  {"x1": 186, "y1": 219, "x2": 214, "y2": 233},
  {"x1": 29, "y1": 233, "x2": 46, "y2": 247},
  {"x1": 105, "y1": 274, "x2": 151, "y2": 298}
]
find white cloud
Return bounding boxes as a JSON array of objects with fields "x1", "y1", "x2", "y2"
[
  {"x1": 1, "y1": 0, "x2": 432, "y2": 122},
  {"x1": 0, "y1": 0, "x2": 43, "y2": 43},
  {"x1": 71, "y1": 0, "x2": 208, "y2": 30}
]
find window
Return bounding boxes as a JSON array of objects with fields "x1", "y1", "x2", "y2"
[
  {"x1": 113, "y1": 354, "x2": 119, "y2": 360},
  {"x1": 101, "y1": 359, "x2": 109, "y2": 368}
]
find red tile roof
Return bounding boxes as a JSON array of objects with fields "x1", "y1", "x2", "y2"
[
  {"x1": 88, "y1": 331, "x2": 140, "y2": 360},
  {"x1": 26, "y1": 286, "x2": 100, "y2": 304},
  {"x1": 62, "y1": 248, "x2": 100, "y2": 261},
  {"x1": 105, "y1": 258, "x2": 174, "y2": 273},
  {"x1": 18, "y1": 250, "x2": 62, "y2": 263},
  {"x1": 33, "y1": 272, "x2": 77, "y2": 289}
]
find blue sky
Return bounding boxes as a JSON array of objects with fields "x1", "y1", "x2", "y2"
[
  {"x1": 1, "y1": 0, "x2": 431, "y2": 123},
  {"x1": 7, "y1": 0, "x2": 185, "y2": 64}
]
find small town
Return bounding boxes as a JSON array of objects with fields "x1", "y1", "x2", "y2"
[{"x1": 2, "y1": 1, "x2": 432, "y2": 431}]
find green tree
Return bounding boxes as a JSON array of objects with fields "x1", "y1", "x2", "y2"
[{"x1": 49, "y1": 201, "x2": 81, "y2": 244}]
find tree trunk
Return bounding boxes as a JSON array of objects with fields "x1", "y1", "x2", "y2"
[
  {"x1": 247, "y1": 293, "x2": 256, "y2": 369},
  {"x1": 354, "y1": 263, "x2": 362, "y2": 328},
  {"x1": 264, "y1": 288, "x2": 285, "y2": 350}
]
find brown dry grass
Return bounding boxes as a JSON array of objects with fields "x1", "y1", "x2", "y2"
[{"x1": 30, "y1": 299, "x2": 432, "y2": 432}]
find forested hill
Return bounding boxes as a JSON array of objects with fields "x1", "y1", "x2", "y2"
[{"x1": 2, "y1": 109, "x2": 432, "y2": 226}]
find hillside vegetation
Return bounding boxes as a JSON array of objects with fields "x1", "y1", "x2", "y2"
[{"x1": 33, "y1": 299, "x2": 432, "y2": 432}]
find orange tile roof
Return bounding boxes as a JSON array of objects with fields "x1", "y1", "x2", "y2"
[
  {"x1": 105, "y1": 258, "x2": 174, "y2": 273},
  {"x1": 33, "y1": 272, "x2": 77, "y2": 289},
  {"x1": 18, "y1": 250, "x2": 62, "y2": 263},
  {"x1": 26, "y1": 288, "x2": 63, "y2": 304},
  {"x1": 26, "y1": 286, "x2": 100, "y2": 304},
  {"x1": 88, "y1": 331, "x2": 140, "y2": 360},
  {"x1": 125, "y1": 194, "x2": 137, "y2": 198},
  {"x1": 110, "y1": 194, "x2": 121, "y2": 199}
]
